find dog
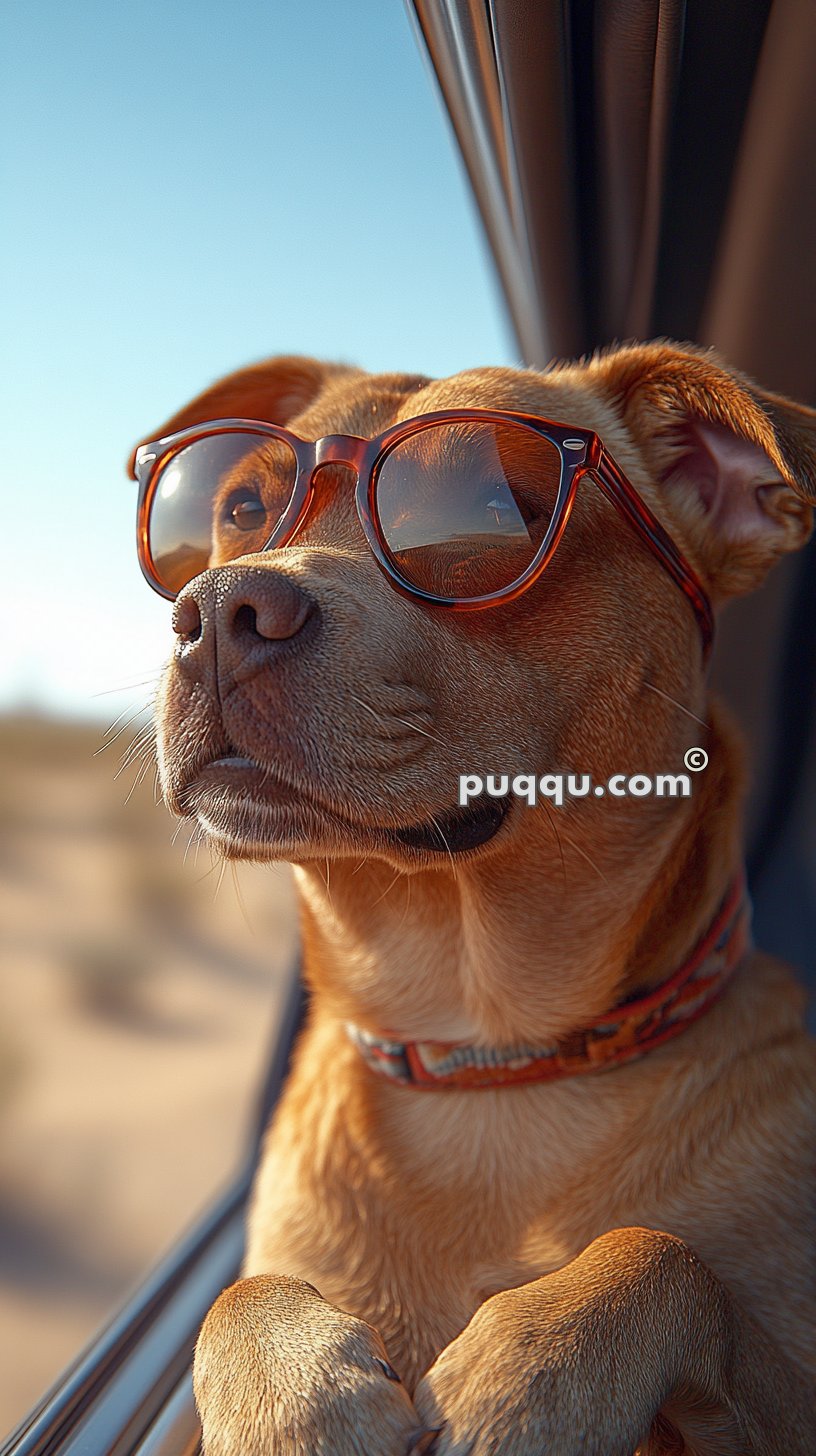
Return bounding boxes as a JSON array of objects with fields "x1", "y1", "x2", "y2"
[{"x1": 131, "y1": 341, "x2": 816, "y2": 1454}]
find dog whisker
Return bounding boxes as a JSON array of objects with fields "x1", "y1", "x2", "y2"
[
  {"x1": 120, "y1": 716, "x2": 156, "y2": 750},
  {"x1": 390, "y1": 714, "x2": 440, "y2": 744},
  {"x1": 99, "y1": 701, "x2": 149, "y2": 742},
  {"x1": 539, "y1": 800, "x2": 567, "y2": 891},
  {"x1": 119, "y1": 725, "x2": 157, "y2": 775},
  {"x1": 319, "y1": 857, "x2": 336, "y2": 915},
  {"x1": 193, "y1": 856, "x2": 220, "y2": 885},
  {"x1": 395, "y1": 870, "x2": 413, "y2": 933},
  {"x1": 98, "y1": 706, "x2": 152, "y2": 758},
  {"x1": 92, "y1": 667, "x2": 163, "y2": 698},
  {"x1": 369, "y1": 866, "x2": 407, "y2": 909},
  {"x1": 122, "y1": 754, "x2": 153, "y2": 806},
  {"x1": 428, "y1": 811, "x2": 459, "y2": 880},
  {"x1": 230, "y1": 863, "x2": 255, "y2": 934},
  {"x1": 557, "y1": 826, "x2": 609, "y2": 885},
  {"x1": 111, "y1": 723, "x2": 157, "y2": 779},
  {"x1": 212, "y1": 859, "x2": 228, "y2": 904},
  {"x1": 194, "y1": 823, "x2": 206, "y2": 870},
  {"x1": 349, "y1": 692, "x2": 443, "y2": 747},
  {"x1": 643, "y1": 680, "x2": 709, "y2": 730},
  {"x1": 119, "y1": 740, "x2": 154, "y2": 774}
]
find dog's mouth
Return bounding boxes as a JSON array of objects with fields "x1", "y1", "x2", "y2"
[
  {"x1": 178, "y1": 754, "x2": 509, "y2": 858},
  {"x1": 386, "y1": 794, "x2": 508, "y2": 853}
]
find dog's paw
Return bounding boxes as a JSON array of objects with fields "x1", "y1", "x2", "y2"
[
  {"x1": 412, "y1": 1295, "x2": 539, "y2": 1456},
  {"x1": 412, "y1": 1286, "x2": 634, "y2": 1456},
  {"x1": 193, "y1": 1273, "x2": 429, "y2": 1456}
]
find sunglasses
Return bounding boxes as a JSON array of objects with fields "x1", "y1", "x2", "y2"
[{"x1": 132, "y1": 408, "x2": 714, "y2": 654}]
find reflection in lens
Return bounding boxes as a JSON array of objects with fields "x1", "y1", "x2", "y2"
[
  {"x1": 148, "y1": 433, "x2": 298, "y2": 595},
  {"x1": 375, "y1": 421, "x2": 562, "y2": 599}
]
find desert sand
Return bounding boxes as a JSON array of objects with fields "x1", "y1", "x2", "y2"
[{"x1": 0, "y1": 714, "x2": 298, "y2": 1436}]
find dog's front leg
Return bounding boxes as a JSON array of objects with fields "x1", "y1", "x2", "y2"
[
  {"x1": 193, "y1": 1274, "x2": 438, "y2": 1456},
  {"x1": 412, "y1": 1226, "x2": 815, "y2": 1456}
]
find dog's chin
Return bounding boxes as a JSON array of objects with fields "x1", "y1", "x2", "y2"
[{"x1": 176, "y1": 756, "x2": 509, "y2": 863}]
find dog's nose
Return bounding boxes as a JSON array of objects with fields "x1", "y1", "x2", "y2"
[{"x1": 172, "y1": 565, "x2": 318, "y2": 687}]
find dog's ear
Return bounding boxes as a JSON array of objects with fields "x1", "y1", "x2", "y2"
[
  {"x1": 594, "y1": 341, "x2": 816, "y2": 600},
  {"x1": 126, "y1": 356, "x2": 353, "y2": 477}
]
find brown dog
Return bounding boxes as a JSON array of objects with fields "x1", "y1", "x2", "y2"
[{"x1": 133, "y1": 342, "x2": 816, "y2": 1454}]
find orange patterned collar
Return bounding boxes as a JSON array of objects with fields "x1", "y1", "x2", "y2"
[{"x1": 345, "y1": 875, "x2": 751, "y2": 1090}]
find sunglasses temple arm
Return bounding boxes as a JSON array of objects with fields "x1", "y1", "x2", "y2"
[{"x1": 592, "y1": 450, "x2": 715, "y2": 660}]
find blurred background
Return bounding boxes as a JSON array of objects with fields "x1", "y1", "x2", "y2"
[{"x1": 0, "y1": 1, "x2": 512, "y2": 1433}]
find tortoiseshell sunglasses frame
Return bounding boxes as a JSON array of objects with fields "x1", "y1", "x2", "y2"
[{"x1": 132, "y1": 407, "x2": 714, "y2": 655}]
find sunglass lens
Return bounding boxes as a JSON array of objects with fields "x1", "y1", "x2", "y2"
[
  {"x1": 144, "y1": 432, "x2": 298, "y2": 596},
  {"x1": 374, "y1": 420, "x2": 563, "y2": 600}
]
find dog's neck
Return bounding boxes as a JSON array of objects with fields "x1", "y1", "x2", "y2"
[{"x1": 293, "y1": 704, "x2": 746, "y2": 1049}]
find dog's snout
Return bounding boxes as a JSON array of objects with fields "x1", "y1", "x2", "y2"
[
  {"x1": 172, "y1": 565, "x2": 318, "y2": 687},
  {"x1": 228, "y1": 588, "x2": 313, "y2": 646},
  {"x1": 173, "y1": 594, "x2": 203, "y2": 642}
]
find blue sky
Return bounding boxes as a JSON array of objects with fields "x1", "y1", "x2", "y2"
[{"x1": 0, "y1": 1, "x2": 515, "y2": 723}]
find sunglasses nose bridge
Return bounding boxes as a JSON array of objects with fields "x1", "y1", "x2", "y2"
[{"x1": 312, "y1": 433, "x2": 368, "y2": 477}]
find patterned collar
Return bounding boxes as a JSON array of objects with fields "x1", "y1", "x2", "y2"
[{"x1": 345, "y1": 874, "x2": 751, "y2": 1090}]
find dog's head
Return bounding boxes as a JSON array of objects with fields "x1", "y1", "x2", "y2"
[{"x1": 133, "y1": 343, "x2": 815, "y2": 882}]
